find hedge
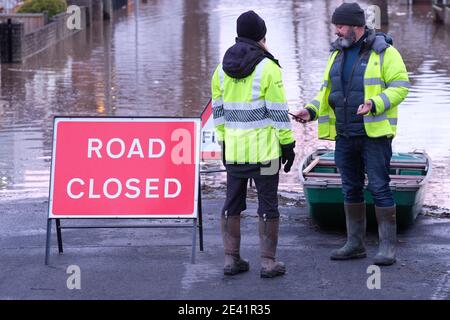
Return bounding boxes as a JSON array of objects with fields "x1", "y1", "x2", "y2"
[{"x1": 17, "y1": 0, "x2": 68, "y2": 19}]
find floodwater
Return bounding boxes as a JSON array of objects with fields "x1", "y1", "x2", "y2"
[{"x1": 0, "y1": 0, "x2": 449, "y2": 210}]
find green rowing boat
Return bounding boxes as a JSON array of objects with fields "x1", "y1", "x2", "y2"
[{"x1": 299, "y1": 148, "x2": 432, "y2": 229}]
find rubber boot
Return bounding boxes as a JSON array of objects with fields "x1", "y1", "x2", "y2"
[
  {"x1": 259, "y1": 216, "x2": 286, "y2": 278},
  {"x1": 330, "y1": 202, "x2": 367, "y2": 260},
  {"x1": 374, "y1": 205, "x2": 397, "y2": 266},
  {"x1": 221, "y1": 214, "x2": 249, "y2": 275}
]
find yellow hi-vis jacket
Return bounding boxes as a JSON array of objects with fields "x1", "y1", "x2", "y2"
[
  {"x1": 306, "y1": 40, "x2": 410, "y2": 140},
  {"x1": 211, "y1": 58, "x2": 294, "y2": 163}
]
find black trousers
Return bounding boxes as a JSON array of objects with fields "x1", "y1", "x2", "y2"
[{"x1": 222, "y1": 172, "x2": 280, "y2": 219}]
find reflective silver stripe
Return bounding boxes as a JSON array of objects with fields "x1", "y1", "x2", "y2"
[
  {"x1": 267, "y1": 109, "x2": 290, "y2": 123},
  {"x1": 364, "y1": 114, "x2": 397, "y2": 125},
  {"x1": 218, "y1": 67, "x2": 225, "y2": 92},
  {"x1": 224, "y1": 108, "x2": 267, "y2": 123},
  {"x1": 272, "y1": 121, "x2": 292, "y2": 130},
  {"x1": 212, "y1": 99, "x2": 223, "y2": 108},
  {"x1": 223, "y1": 101, "x2": 265, "y2": 111},
  {"x1": 318, "y1": 115, "x2": 330, "y2": 123},
  {"x1": 321, "y1": 80, "x2": 329, "y2": 90},
  {"x1": 388, "y1": 80, "x2": 411, "y2": 88},
  {"x1": 310, "y1": 100, "x2": 320, "y2": 108},
  {"x1": 380, "y1": 92, "x2": 391, "y2": 111},
  {"x1": 266, "y1": 101, "x2": 289, "y2": 111},
  {"x1": 213, "y1": 99, "x2": 224, "y2": 120},
  {"x1": 225, "y1": 119, "x2": 272, "y2": 130},
  {"x1": 364, "y1": 78, "x2": 386, "y2": 88},
  {"x1": 222, "y1": 101, "x2": 288, "y2": 111},
  {"x1": 214, "y1": 117, "x2": 225, "y2": 126},
  {"x1": 213, "y1": 105, "x2": 224, "y2": 120},
  {"x1": 265, "y1": 101, "x2": 291, "y2": 125},
  {"x1": 252, "y1": 58, "x2": 269, "y2": 101},
  {"x1": 223, "y1": 116, "x2": 290, "y2": 129},
  {"x1": 222, "y1": 102, "x2": 290, "y2": 124},
  {"x1": 364, "y1": 114, "x2": 387, "y2": 123}
]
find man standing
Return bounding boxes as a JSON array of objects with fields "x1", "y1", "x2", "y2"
[
  {"x1": 211, "y1": 11, "x2": 295, "y2": 278},
  {"x1": 294, "y1": 2, "x2": 410, "y2": 266}
]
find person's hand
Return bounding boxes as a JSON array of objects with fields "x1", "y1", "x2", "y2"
[
  {"x1": 357, "y1": 100, "x2": 373, "y2": 115},
  {"x1": 290, "y1": 108, "x2": 311, "y2": 123},
  {"x1": 281, "y1": 142, "x2": 296, "y2": 173}
]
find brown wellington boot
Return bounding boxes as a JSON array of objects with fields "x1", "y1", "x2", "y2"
[
  {"x1": 259, "y1": 216, "x2": 286, "y2": 278},
  {"x1": 330, "y1": 202, "x2": 367, "y2": 260},
  {"x1": 374, "y1": 205, "x2": 397, "y2": 266},
  {"x1": 221, "y1": 214, "x2": 249, "y2": 275}
]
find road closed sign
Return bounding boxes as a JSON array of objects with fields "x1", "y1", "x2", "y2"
[{"x1": 49, "y1": 117, "x2": 201, "y2": 218}]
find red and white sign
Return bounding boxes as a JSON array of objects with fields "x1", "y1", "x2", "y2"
[
  {"x1": 49, "y1": 118, "x2": 201, "y2": 218},
  {"x1": 201, "y1": 100, "x2": 222, "y2": 160}
]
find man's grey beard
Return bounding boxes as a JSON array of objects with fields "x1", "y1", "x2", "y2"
[{"x1": 337, "y1": 29, "x2": 357, "y2": 48}]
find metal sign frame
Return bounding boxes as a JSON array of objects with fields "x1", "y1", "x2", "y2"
[{"x1": 45, "y1": 116, "x2": 203, "y2": 265}]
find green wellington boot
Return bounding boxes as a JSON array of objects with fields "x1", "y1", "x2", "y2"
[
  {"x1": 374, "y1": 205, "x2": 397, "y2": 266},
  {"x1": 330, "y1": 202, "x2": 367, "y2": 260}
]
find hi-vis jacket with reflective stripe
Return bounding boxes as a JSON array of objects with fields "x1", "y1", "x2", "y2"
[
  {"x1": 306, "y1": 31, "x2": 410, "y2": 140},
  {"x1": 211, "y1": 58, "x2": 294, "y2": 163}
]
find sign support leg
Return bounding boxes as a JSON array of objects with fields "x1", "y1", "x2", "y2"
[
  {"x1": 198, "y1": 179, "x2": 204, "y2": 252},
  {"x1": 191, "y1": 219, "x2": 197, "y2": 264},
  {"x1": 45, "y1": 219, "x2": 52, "y2": 265},
  {"x1": 56, "y1": 219, "x2": 63, "y2": 254}
]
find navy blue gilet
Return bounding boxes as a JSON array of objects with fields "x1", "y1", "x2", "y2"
[{"x1": 328, "y1": 34, "x2": 372, "y2": 137}]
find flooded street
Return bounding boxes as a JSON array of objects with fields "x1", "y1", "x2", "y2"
[{"x1": 0, "y1": 0, "x2": 449, "y2": 210}]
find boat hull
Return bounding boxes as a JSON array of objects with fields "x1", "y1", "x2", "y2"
[{"x1": 300, "y1": 149, "x2": 431, "y2": 229}]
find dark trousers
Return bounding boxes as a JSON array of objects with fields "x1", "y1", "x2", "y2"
[
  {"x1": 222, "y1": 172, "x2": 280, "y2": 219},
  {"x1": 335, "y1": 135, "x2": 395, "y2": 207}
]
